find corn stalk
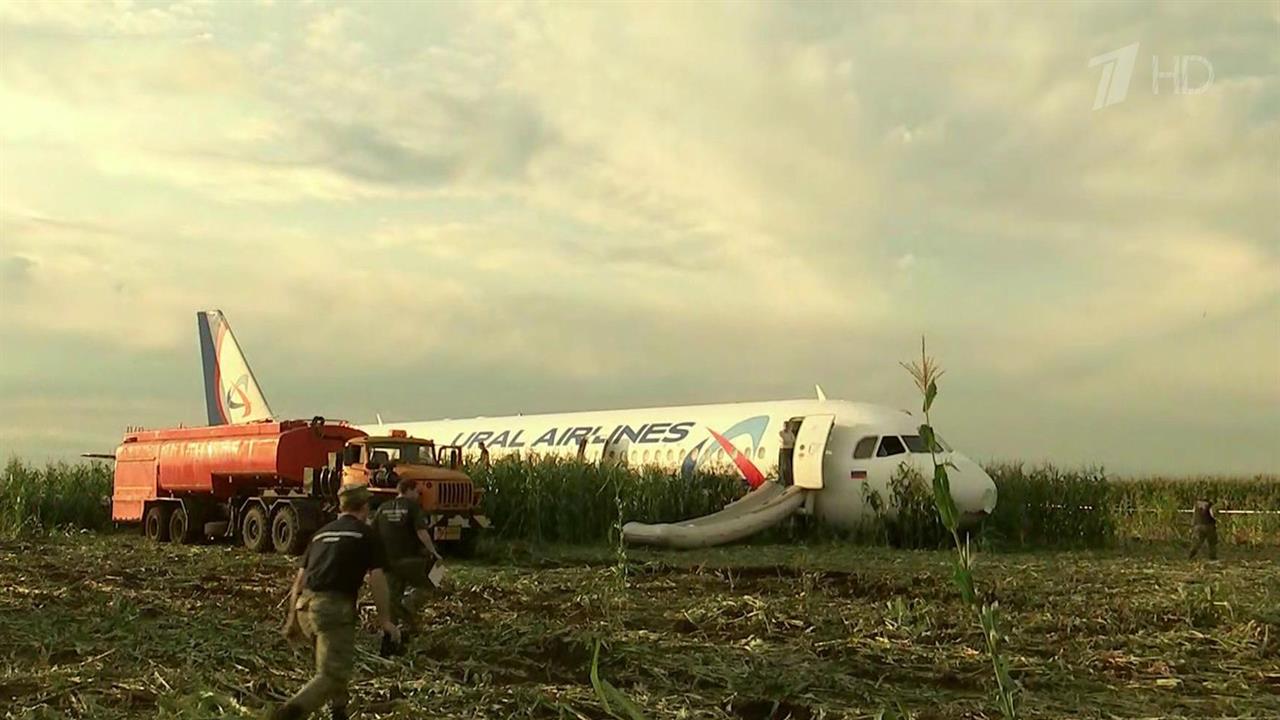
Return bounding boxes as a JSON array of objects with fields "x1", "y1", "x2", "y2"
[{"x1": 902, "y1": 338, "x2": 1018, "y2": 719}]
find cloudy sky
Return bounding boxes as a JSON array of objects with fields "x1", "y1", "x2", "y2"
[{"x1": 0, "y1": 1, "x2": 1276, "y2": 475}]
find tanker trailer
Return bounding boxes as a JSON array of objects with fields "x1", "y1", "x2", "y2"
[{"x1": 112, "y1": 417, "x2": 366, "y2": 554}]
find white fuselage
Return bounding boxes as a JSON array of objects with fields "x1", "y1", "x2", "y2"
[{"x1": 362, "y1": 398, "x2": 997, "y2": 531}]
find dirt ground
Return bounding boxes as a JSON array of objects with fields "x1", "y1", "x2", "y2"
[{"x1": 1, "y1": 534, "x2": 1277, "y2": 719}]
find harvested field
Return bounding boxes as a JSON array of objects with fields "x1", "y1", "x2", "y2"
[{"x1": 2, "y1": 534, "x2": 1277, "y2": 719}]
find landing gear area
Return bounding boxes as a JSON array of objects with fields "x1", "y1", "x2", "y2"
[{"x1": 138, "y1": 491, "x2": 485, "y2": 558}]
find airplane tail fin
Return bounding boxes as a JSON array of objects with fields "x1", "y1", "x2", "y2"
[{"x1": 197, "y1": 310, "x2": 274, "y2": 425}]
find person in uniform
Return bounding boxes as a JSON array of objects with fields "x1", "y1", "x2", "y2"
[
  {"x1": 274, "y1": 484, "x2": 400, "y2": 720},
  {"x1": 372, "y1": 475, "x2": 442, "y2": 642},
  {"x1": 1189, "y1": 497, "x2": 1218, "y2": 560}
]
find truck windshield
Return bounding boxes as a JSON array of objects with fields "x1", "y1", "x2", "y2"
[{"x1": 370, "y1": 443, "x2": 435, "y2": 465}]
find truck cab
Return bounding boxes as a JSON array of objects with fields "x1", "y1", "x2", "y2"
[{"x1": 341, "y1": 430, "x2": 489, "y2": 550}]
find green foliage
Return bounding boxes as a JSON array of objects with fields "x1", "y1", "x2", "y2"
[
  {"x1": 470, "y1": 455, "x2": 744, "y2": 544},
  {"x1": 1110, "y1": 475, "x2": 1280, "y2": 544},
  {"x1": 984, "y1": 465, "x2": 1280, "y2": 548},
  {"x1": 985, "y1": 463, "x2": 1114, "y2": 548},
  {"x1": 870, "y1": 463, "x2": 951, "y2": 549},
  {"x1": 0, "y1": 459, "x2": 112, "y2": 538},
  {"x1": 2, "y1": 456, "x2": 1274, "y2": 550},
  {"x1": 591, "y1": 641, "x2": 650, "y2": 720}
]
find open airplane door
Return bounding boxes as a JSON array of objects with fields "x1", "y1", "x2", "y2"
[{"x1": 792, "y1": 414, "x2": 834, "y2": 489}]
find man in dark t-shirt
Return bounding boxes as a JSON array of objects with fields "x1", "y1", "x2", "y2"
[
  {"x1": 372, "y1": 476, "x2": 442, "y2": 635},
  {"x1": 274, "y1": 484, "x2": 399, "y2": 720}
]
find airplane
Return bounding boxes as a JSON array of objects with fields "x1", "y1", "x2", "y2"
[{"x1": 197, "y1": 310, "x2": 998, "y2": 541}]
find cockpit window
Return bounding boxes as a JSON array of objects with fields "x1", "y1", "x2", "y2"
[
  {"x1": 853, "y1": 436, "x2": 878, "y2": 459},
  {"x1": 902, "y1": 435, "x2": 928, "y2": 453},
  {"x1": 901, "y1": 434, "x2": 953, "y2": 453},
  {"x1": 876, "y1": 436, "x2": 906, "y2": 457}
]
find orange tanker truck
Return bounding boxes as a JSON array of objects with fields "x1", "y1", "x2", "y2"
[{"x1": 111, "y1": 417, "x2": 488, "y2": 555}]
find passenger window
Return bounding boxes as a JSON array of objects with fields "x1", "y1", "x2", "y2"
[
  {"x1": 853, "y1": 436, "x2": 877, "y2": 459},
  {"x1": 756, "y1": 446, "x2": 766, "y2": 460},
  {"x1": 876, "y1": 436, "x2": 906, "y2": 457}
]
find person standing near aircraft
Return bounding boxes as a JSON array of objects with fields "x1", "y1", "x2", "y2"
[
  {"x1": 372, "y1": 475, "x2": 442, "y2": 645},
  {"x1": 276, "y1": 484, "x2": 399, "y2": 720},
  {"x1": 477, "y1": 441, "x2": 490, "y2": 469},
  {"x1": 1189, "y1": 497, "x2": 1218, "y2": 560},
  {"x1": 778, "y1": 424, "x2": 796, "y2": 484}
]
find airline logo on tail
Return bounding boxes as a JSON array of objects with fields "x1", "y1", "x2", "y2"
[
  {"x1": 197, "y1": 310, "x2": 274, "y2": 425},
  {"x1": 225, "y1": 374, "x2": 254, "y2": 416}
]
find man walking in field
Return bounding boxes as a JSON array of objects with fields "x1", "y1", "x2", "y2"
[
  {"x1": 372, "y1": 475, "x2": 442, "y2": 647},
  {"x1": 275, "y1": 484, "x2": 400, "y2": 720},
  {"x1": 1189, "y1": 497, "x2": 1218, "y2": 560}
]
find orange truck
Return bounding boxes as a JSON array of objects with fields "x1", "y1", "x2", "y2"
[
  {"x1": 111, "y1": 418, "x2": 488, "y2": 554},
  {"x1": 340, "y1": 430, "x2": 490, "y2": 555}
]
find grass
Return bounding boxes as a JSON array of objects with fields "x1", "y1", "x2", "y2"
[{"x1": 1, "y1": 533, "x2": 1277, "y2": 719}]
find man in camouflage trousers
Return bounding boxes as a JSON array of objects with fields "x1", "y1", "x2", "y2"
[
  {"x1": 372, "y1": 475, "x2": 442, "y2": 644},
  {"x1": 274, "y1": 484, "x2": 400, "y2": 720},
  {"x1": 1188, "y1": 497, "x2": 1218, "y2": 560}
]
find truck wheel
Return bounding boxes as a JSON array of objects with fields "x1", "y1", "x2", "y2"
[
  {"x1": 271, "y1": 505, "x2": 307, "y2": 556},
  {"x1": 242, "y1": 505, "x2": 271, "y2": 553},
  {"x1": 144, "y1": 505, "x2": 172, "y2": 543},
  {"x1": 169, "y1": 506, "x2": 203, "y2": 544}
]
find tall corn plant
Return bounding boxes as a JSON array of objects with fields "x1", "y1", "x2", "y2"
[
  {"x1": 902, "y1": 340, "x2": 1018, "y2": 719},
  {"x1": 984, "y1": 463, "x2": 1112, "y2": 548},
  {"x1": 473, "y1": 456, "x2": 743, "y2": 545},
  {"x1": 0, "y1": 459, "x2": 112, "y2": 538},
  {"x1": 589, "y1": 455, "x2": 650, "y2": 720}
]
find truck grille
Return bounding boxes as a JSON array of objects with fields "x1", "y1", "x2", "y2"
[{"x1": 433, "y1": 481, "x2": 472, "y2": 510}]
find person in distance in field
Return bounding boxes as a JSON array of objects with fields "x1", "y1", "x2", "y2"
[
  {"x1": 1188, "y1": 497, "x2": 1218, "y2": 560},
  {"x1": 477, "y1": 441, "x2": 490, "y2": 469},
  {"x1": 274, "y1": 484, "x2": 400, "y2": 720},
  {"x1": 372, "y1": 475, "x2": 442, "y2": 652}
]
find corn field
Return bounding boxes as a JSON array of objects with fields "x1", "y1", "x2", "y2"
[
  {"x1": 0, "y1": 459, "x2": 112, "y2": 538},
  {"x1": 468, "y1": 456, "x2": 745, "y2": 545},
  {"x1": 2, "y1": 457, "x2": 1276, "y2": 547}
]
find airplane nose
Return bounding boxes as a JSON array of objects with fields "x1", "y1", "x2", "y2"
[
  {"x1": 901, "y1": 452, "x2": 998, "y2": 524},
  {"x1": 980, "y1": 482, "x2": 998, "y2": 514},
  {"x1": 940, "y1": 453, "x2": 997, "y2": 526}
]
